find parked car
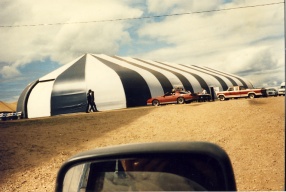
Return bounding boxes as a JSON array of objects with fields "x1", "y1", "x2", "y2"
[
  {"x1": 0, "y1": 111, "x2": 22, "y2": 121},
  {"x1": 216, "y1": 86, "x2": 267, "y2": 101},
  {"x1": 278, "y1": 82, "x2": 285, "y2": 96},
  {"x1": 0, "y1": 112, "x2": 7, "y2": 121},
  {"x1": 147, "y1": 91, "x2": 198, "y2": 106},
  {"x1": 266, "y1": 88, "x2": 278, "y2": 97}
]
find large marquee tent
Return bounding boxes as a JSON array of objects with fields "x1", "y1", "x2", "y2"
[{"x1": 17, "y1": 54, "x2": 253, "y2": 118}]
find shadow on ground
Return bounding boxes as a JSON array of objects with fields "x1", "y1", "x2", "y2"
[{"x1": 0, "y1": 107, "x2": 155, "y2": 185}]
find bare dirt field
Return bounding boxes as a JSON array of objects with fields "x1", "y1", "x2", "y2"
[{"x1": 0, "y1": 97, "x2": 284, "y2": 191}]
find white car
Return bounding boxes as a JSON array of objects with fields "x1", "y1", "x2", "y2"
[{"x1": 278, "y1": 82, "x2": 285, "y2": 96}]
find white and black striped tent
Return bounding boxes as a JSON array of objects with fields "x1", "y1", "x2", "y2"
[{"x1": 17, "y1": 54, "x2": 253, "y2": 118}]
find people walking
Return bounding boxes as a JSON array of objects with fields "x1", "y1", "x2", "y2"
[
  {"x1": 90, "y1": 91, "x2": 99, "y2": 112},
  {"x1": 86, "y1": 89, "x2": 99, "y2": 113},
  {"x1": 86, "y1": 89, "x2": 92, "y2": 113}
]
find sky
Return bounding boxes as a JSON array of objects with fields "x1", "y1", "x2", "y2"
[{"x1": 0, "y1": 0, "x2": 284, "y2": 102}]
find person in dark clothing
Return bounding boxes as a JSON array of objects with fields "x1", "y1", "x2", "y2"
[
  {"x1": 199, "y1": 88, "x2": 209, "y2": 102},
  {"x1": 86, "y1": 89, "x2": 93, "y2": 113},
  {"x1": 91, "y1": 91, "x2": 99, "y2": 112}
]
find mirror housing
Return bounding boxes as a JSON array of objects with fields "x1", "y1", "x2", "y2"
[{"x1": 55, "y1": 142, "x2": 236, "y2": 191}]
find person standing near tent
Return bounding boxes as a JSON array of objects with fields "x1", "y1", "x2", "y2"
[
  {"x1": 199, "y1": 88, "x2": 207, "y2": 102},
  {"x1": 201, "y1": 88, "x2": 207, "y2": 95},
  {"x1": 91, "y1": 90, "x2": 99, "y2": 112},
  {"x1": 86, "y1": 89, "x2": 92, "y2": 113},
  {"x1": 86, "y1": 89, "x2": 99, "y2": 112}
]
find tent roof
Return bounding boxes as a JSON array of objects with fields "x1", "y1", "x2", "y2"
[
  {"x1": 17, "y1": 53, "x2": 254, "y2": 118},
  {"x1": 0, "y1": 101, "x2": 16, "y2": 112}
]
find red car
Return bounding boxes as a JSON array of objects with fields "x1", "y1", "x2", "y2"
[{"x1": 147, "y1": 91, "x2": 198, "y2": 106}]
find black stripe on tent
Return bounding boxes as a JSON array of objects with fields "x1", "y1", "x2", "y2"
[
  {"x1": 39, "y1": 79, "x2": 55, "y2": 83},
  {"x1": 93, "y1": 55, "x2": 151, "y2": 107},
  {"x1": 134, "y1": 59, "x2": 195, "y2": 93},
  {"x1": 16, "y1": 80, "x2": 39, "y2": 118},
  {"x1": 51, "y1": 55, "x2": 87, "y2": 116},
  {"x1": 205, "y1": 67, "x2": 250, "y2": 88},
  {"x1": 112, "y1": 56, "x2": 173, "y2": 94},
  {"x1": 155, "y1": 61, "x2": 215, "y2": 94},
  {"x1": 191, "y1": 65, "x2": 238, "y2": 88},
  {"x1": 152, "y1": 60, "x2": 210, "y2": 94},
  {"x1": 178, "y1": 64, "x2": 229, "y2": 91}
]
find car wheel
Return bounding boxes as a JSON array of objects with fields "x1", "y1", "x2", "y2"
[
  {"x1": 152, "y1": 99, "x2": 160, "y2": 106},
  {"x1": 177, "y1": 97, "x2": 185, "y2": 104},
  {"x1": 219, "y1": 95, "x2": 225, "y2": 101},
  {"x1": 248, "y1": 93, "x2": 255, "y2": 99}
]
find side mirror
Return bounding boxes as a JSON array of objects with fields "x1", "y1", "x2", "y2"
[{"x1": 55, "y1": 142, "x2": 236, "y2": 191}]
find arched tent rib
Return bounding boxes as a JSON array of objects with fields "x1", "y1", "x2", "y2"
[
  {"x1": 85, "y1": 54, "x2": 126, "y2": 110},
  {"x1": 134, "y1": 58, "x2": 195, "y2": 93},
  {"x1": 112, "y1": 56, "x2": 172, "y2": 95},
  {"x1": 97, "y1": 55, "x2": 163, "y2": 98},
  {"x1": 92, "y1": 55, "x2": 151, "y2": 107},
  {"x1": 204, "y1": 66, "x2": 251, "y2": 88},
  {"x1": 51, "y1": 55, "x2": 87, "y2": 116},
  {"x1": 16, "y1": 80, "x2": 39, "y2": 118},
  {"x1": 175, "y1": 64, "x2": 229, "y2": 91},
  {"x1": 190, "y1": 65, "x2": 239, "y2": 88}
]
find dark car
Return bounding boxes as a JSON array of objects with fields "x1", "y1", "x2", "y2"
[{"x1": 266, "y1": 88, "x2": 278, "y2": 97}]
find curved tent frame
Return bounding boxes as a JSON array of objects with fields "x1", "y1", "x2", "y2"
[{"x1": 17, "y1": 54, "x2": 253, "y2": 118}]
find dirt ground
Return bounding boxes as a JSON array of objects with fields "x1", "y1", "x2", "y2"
[{"x1": 0, "y1": 97, "x2": 284, "y2": 191}]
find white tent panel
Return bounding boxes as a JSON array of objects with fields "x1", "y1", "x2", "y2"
[
  {"x1": 85, "y1": 54, "x2": 126, "y2": 110},
  {"x1": 186, "y1": 65, "x2": 236, "y2": 87},
  {"x1": 240, "y1": 77, "x2": 253, "y2": 88},
  {"x1": 155, "y1": 61, "x2": 216, "y2": 93},
  {"x1": 143, "y1": 60, "x2": 199, "y2": 91},
  {"x1": 120, "y1": 57, "x2": 184, "y2": 89},
  {"x1": 208, "y1": 69, "x2": 242, "y2": 86},
  {"x1": 203, "y1": 66, "x2": 248, "y2": 87},
  {"x1": 27, "y1": 81, "x2": 54, "y2": 118},
  {"x1": 167, "y1": 63, "x2": 224, "y2": 92},
  {"x1": 209, "y1": 76, "x2": 233, "y2": 87},
  {"x1": 39, "y1": 55, "x2": 82, "y2": 81},
  {"x1": 98, "y1": 54, "x2": 164, "y2": 97}
]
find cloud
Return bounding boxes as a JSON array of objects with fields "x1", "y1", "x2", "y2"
[
  {"x1": 0, "y1": 0, "x2": 143, "y2": 77},
  {"x1": 135, "y1": 0, "x2": 284, "y2": 87},
  {"x1": 146, "y1": 0, "x2": 221, "y2": 14},
  {"x1": 0, "y1": 0, "x2": 284, "y2": 91},
  {"x1": 139, "y1": 1, "x2": 283, "y2": 53},
  {"x1": 1, "y1": 65, "x2": 20, "y2": 78}
]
